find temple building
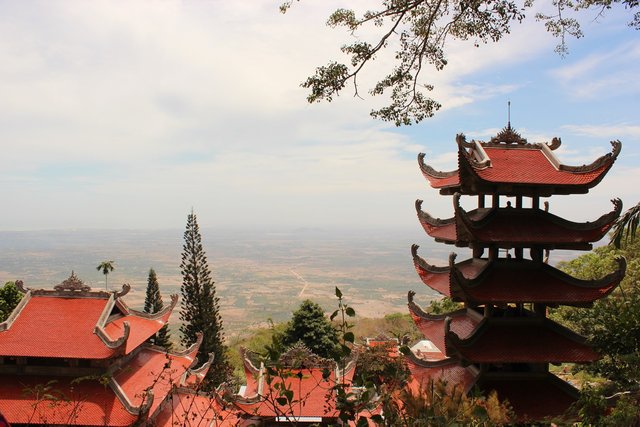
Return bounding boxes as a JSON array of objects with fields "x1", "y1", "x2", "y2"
[
  {"x1": 234, "y1": 343, "x2": 363, "y2": 426},
  {"x1": 406, "y1": 125, "x2": 625, "y2": 421},
  {"x1": 0, "y1": 272, "x2": 235, "y2": 426}
]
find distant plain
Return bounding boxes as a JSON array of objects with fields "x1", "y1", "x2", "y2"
[{"x1": 0, "y1": 227, "x2": 583, "y2": 337}]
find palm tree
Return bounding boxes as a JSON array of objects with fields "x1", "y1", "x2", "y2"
[
  {"x1": 611, "y1": 202, "x2": 640, "y2": 248},
  {"x1": 96, "y1": 260, "x2": 115, "y2": 290}
]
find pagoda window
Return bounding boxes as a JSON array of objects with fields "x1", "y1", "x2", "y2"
[
  {"x1": 492, "y1": 194, "x2": 499, "y2": 207},
  {"x1": 478, "y1": 194, "x2": 485, "y2": 208}
]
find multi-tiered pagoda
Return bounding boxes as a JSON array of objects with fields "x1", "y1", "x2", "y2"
[{"x1": 405, "y1": 125, "x2": 625, "y2": 421}]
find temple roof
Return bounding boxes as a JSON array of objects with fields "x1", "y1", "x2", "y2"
[
  {"x1": 235, "y1": 344, "x2": 356, "y2": 420},
  {"x1": 416, "y1": 196, "x2": 621, "y2": 249},
  {"x1": 404, "y1": 351, "x2": 476, "y2": 395},
  {"x1": 445, "y1": 316, "x2": 599, "y2": 364},
  {"x1": 479, "y1": 372, "x2": 579, "y2": 422},
  {"x1": 407, "y1": 292, "x2": 596, "y2": 364},
  {"x1": 152, "y1": 388, "x2": 241, "y2": 427},
  {"x1": 0, "y1": 337, "x2": 208, "y2": 426},
  {"x1": 412, "y1": 245, "x2": 625, "y2": 306},
  {"x1": 0, "y1": 274, "x2": 177, "y2": 359},
  {"x1": 407, "y1": 291, "x2": 480, "y2": 354},
  {"x1": 419, "y1": 128, "x2": 621, "y2": 196}
]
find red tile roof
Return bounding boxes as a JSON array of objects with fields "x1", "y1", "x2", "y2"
[
  {"x1": 153, "y1": 389, "x2": 241, "y2": 427},
  {"x1": 447, "y1": 317, "x2": 599, "y2": 364},
  {"x1": 0, "y1": 375, "x2": 136, "y2": 426},
  {"x1": 477, "y1": 147, "x2": 609, "y2": 186},
  {"x1": 413, "y1": 248, "x2": 624, "y2": 305},
  {"x1": 407, "y1": 294, "x2": 480, "y2": 354},
  {"x1": 480, "y1": 373, "x2": 578, "y2": 422},
  {"x1": 114, "y1": 346, "x2": 198, "y2": 417},
  {"x1": 0, "y1": 292, "x2": 174, "y2": 359},
  {"x1": 417, "y1": 198, "x2": 620, "y2": 248},
  {"x1": 405, "y1": 355, "x2": 476, "y2": 395},
  {"x1": 453, "y1": 257, "x2": 625, "y2": 305},
  {"x1": 0, "y1": 345, "x2": 202, "y2": 426},
  {"x1": 418, "y1": 135, "x2": 620, "y2": 196},
  {"x1": 0, "y1": 295, "x2": 115, "y2": 359},
  {"x1": 235, "y1": 367, "x2": 339, "y2": 418}
]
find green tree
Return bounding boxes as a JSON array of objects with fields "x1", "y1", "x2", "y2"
[
  {"x1": 143, "y1": 268, "x2": 172, "y2": 349},
  {"x1": 0, "y1": 281, "x2": 23, "y2": 322},
  {"x1": 552, "y1": 240, "x2": 640, "y2": 422},
  {"x1": 282, "y1": 0, "x2": 638, "y2": 125},
  {"x1": 611, "y1": 201, "x2": 640, "y2": 249},
  {"x1": 281, "y1": 299, "x2": 340, "y2": 359},
  {"x1": 179, "y1": 211, "x2": 231, "y2": 387},
  {"x1": 96, "y1": 260, "x2": 114, "y2": 290}
]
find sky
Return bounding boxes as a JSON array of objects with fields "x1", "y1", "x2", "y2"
[{"x1": 1, "y1": 1, "x2": 639, "y2": 232}]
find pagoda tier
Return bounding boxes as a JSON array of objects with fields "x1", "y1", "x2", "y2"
[
  {"x1": 412, "y1": 245, "x2": 626, "y2": 306},
  {"x1": 416, "y1": 195, "x2": 621, "y2": 249},
  {"x1": 407, "y1": 291, "x2": 481, "y2": 354},
  {"x1": 405, "y1": 353, "x2": 579, "y2": 422},
  {"x1": 407, "y1": 292, "x2": 598, "y2": 364},
  {"x1": 418, "y1": 129, "x2": 621, "y2": 197},
  {"x1": 404, "y1": 351, "x2": 476, "y2": 394},
  {"x1": 478, "y1": 372, "x2": 579, "y2": 422}
]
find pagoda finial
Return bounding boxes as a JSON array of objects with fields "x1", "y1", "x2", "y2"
[{"x1": 507, "y1": 100, "x2": 511, "y2": 130}]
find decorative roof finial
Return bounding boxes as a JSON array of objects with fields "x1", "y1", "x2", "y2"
[
  {"x1": 54, "y1": 271, "x2": 92, "y2": 292},
  {"x1": 507, "y1": 100, "x2": 511, "y2": 130}
]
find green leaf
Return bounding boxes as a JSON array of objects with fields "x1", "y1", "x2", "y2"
[
  {"x1": 335, "y1": 287, "x2": 342, "y2": 298},
  {"x1": 344, "y1": 331, "x2": 355, "y2": 343},
  {"x1": 345, "y1": 306, "x2": 356, "y2": 317}
]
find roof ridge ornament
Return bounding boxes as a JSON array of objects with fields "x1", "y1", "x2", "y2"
[
  {"x1": 54, "y1": 271, "x2": 91, "y2": 292},
  {"x1": 488, "y1": 124, "x2": 527, "y2": 145}
]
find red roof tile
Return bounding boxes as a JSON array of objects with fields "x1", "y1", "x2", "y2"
[
  {"x1": 153, "y1": 389, "x2": 241, "y2": 427},
  {"x1": 418, "y1": 136, "x2": 620, "y2": 196},
  {"x1": 0, "y1": 375, "x2": 136, "y2": 426},
  {"x1": 417, "y1": 198, "x2": 620, "y2": 248},
  {"x1": 235, "y1": 367, "x2": 339, "y2": 418},
  {"x1": 0, "y1": 292, "x2": 174, "y2": 359},
  {"x1": 407, "y1": 297, "x2": 480, "y2": 354},
  {"x1": 477, "y1": 147, "x2": 609, "y2": 186},
  {"x1": 114, "y1": 347, "x2": 197, "y2": 417},
  {"x1": 480, "y1": 373, "x2": 578, "y2": 422},
  {"x1": 405, "y1": 356, "x2": 476, "y2": 394},
  {"x1": 453, "y1": 257, "x2": 624, "y2": 305},
  {"x1": 0, "y1": 295, "x2": 115, "y2": 359},
  {"x1": 447, "y1": 317, "x2": 599, "y2": 364}
]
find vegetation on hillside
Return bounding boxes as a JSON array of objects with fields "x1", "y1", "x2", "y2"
[{"x1": 552, "y1": 239, "x2": 640, "y2": 424}]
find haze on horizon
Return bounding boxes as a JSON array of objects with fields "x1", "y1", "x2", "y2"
[{"x1": 1, "y1": 1, "x2": 639, "y2": 232}]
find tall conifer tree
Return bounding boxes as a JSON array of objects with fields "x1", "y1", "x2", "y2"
[
  {"x1": 179, "y1": 211, "x2": 231, "y2": 386},
  {"x1": 143, "y1": 268, "x2": 172, "y2": 349}
]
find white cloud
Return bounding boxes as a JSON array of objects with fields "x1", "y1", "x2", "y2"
[{"x1": 0, "y1": 1, "x2": 637, "y2": 230}]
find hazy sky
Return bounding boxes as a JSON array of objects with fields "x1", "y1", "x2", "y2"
[{"x1": 1, "y1": 1, "x2": 638, "y2": 231}]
